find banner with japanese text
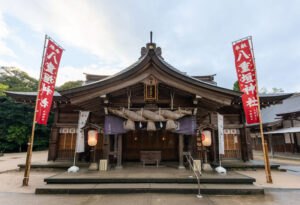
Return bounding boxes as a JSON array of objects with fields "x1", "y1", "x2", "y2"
[
  {"x1": 36, "y1": 38, "x2": 63, "y2": 125},
  {"x1": 76, "y1": 111, "x2": 90, "y2": 153},
  {"x1": 217, "y1": 113, "x2": 224, "y2": 155},
  {"x1": 233, "y1": 38, "x2": 259, "y2": 124}
]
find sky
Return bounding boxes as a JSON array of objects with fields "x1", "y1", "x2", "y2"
[{"x1": 0, "y1": 0, "x2": 299, "y2": 92}]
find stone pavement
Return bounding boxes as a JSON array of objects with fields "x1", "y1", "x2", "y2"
[
  {"x1": 0, "y1": 191, "x2": 300, "y2": 205},
  {"x1": 1, "y1": 151, "x2": 300, "y2": 204}
]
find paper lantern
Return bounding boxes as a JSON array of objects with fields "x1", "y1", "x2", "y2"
[
  {"x1": 201, "y1": 130, "x2": 212, "y2": 146},
  {"x1": 88, "y1": 130, "x2": 98, "y2": 146}
]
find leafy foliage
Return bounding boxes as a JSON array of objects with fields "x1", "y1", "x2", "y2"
[
  {"x1": 6, "y1": 125, "x2": 29, "y2": 152},
  {"x1": 0, "y1": 67, "x2": 38, "y2": 91},
  {"x1": 0, "y1": 83, "x2": 8, "y2": 96},
  {"x1": 56, "y1": 80, "x2": 83, "y2": 91},
  {"x1": 0, "y1": 67, "x2": 52, "y2": 153},
  {"x1": 233, "y1": 80, "x2": 240, "y2": 92}
]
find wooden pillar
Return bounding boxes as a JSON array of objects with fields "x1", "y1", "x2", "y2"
[
  {"x1": 291, "y1": 119, "x2": 299, "y2": 153},
  {"x1": 48, "y1": 127, "x2": 59, "y2": 161},
  {"x1": 114, "y1": 135, "x2": 118, "y2": 157},
  {"x1": 241, "y1": 126, "x2": 251, "y2": 161},
  {"x1": 269, "y1": 134, "x2": 274, "y2": 158},
  {"x1": 187, "y1": 136, "x2": 193, "y2": 155},
  {"x1": 102, "y1": 135, "x2": 110, "y2": 160},
  {"x1": 48, "y1": 107, "x2": 59, "y2": 161},
  {"x1": 178, "y1": 134, "x2": 184, "y2": 169},
  {"x1": 212, "y1": 130, "x2": 218, "y2": 162},
  {"x1": 116, "y1": 134, "x2": 123, "y2": 169},
  {"x1": 240, "y1": 107, "x2": 252, "y2": 161}
]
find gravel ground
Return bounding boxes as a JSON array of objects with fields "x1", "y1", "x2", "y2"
[
  {"x1": 0, "y1": 150, "x2": 48, "y2": 173},
  {"x1": 237, "y1": 169, "x2": 300, "y2": 189}
]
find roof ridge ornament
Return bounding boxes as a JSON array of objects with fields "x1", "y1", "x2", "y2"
[{"x1": 140, "y1": 31, "x2": 162, "y2": 58}]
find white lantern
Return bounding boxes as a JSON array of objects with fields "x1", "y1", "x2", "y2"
[
  {"x1": 201, "y1": 130, "x2": 212, "y2": 146},
  {"x1": 88, "y1": 130, "x2": 98, "y2": 146}
]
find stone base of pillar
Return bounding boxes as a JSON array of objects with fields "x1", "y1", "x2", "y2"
[
  {"x1": 88, "y1": 162, "x2": 98, "y2": 171},
  {"x1": 115, "y1": 165, "x2": 123, "y2": 169},
  {"x1": 178, "y1": 166, "x2": 185, "y2": 170},
  {"x1": 202, "y1": 163, "x2": 213, "y2": 172}
]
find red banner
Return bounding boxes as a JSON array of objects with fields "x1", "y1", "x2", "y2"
[
  {"x1": 35, "y1": 39, "x2": 63, "y2": 125},
  {"x1": 233, "y1": 39, "x2": 259, "y2": 124}
]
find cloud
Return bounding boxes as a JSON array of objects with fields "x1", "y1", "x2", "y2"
[
  {"x1": 0, "y1": 0, "x2": 300, "y2": 92},
  {"x1": 0, "y1": 0, "x2": 139, "y2": 67},
  {"x1": 0, "y1": 15, "x2": 16, "y2": 57},
  {"x1": 56, "y1": 64, "x2": 120, "y2": 86}
]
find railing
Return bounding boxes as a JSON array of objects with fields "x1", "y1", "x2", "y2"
[{"x1": 184, "y1": 152, "x2": 202, "y2": 198}]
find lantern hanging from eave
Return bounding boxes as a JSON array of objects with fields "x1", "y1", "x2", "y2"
[
  {"x1": 88, "y1": 130, "x2": 98, "y2": 146},
  {"x1": 201, "y1": 130, "x2": 212, "y2": 146}
]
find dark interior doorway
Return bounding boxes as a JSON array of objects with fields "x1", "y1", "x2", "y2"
[{"x1": 122, "y1": 130, "x2": 179, "y2": 161}]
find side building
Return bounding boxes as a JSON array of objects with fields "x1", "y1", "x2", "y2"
[{"x1": 250, "y1": 93, "x2": 300, "y2": 156}]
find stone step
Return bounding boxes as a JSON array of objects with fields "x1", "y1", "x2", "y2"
[
  {"x1": 36, "y1": 183, "x2": 264, "y2": 195},
  {"x1": 45, "y1": 177, "x2": 255, "y2": 184}
]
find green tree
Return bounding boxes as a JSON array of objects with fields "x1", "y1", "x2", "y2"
[
  {"x1": 0, "y1": 66, "x2": 38, "y2": 91},
  {"x1": 233, "y1": 80, "x2": 240, "y2": 92},
  {"x1": 0, "y1": 67, "x2": 52, "y2": 153},
  {"x1": 6, "y1": 125, "x2": 29, "y2": 152},
  {"x1": 56, "y1": 80, "x2": 83, "y2": 91},
  {"x1": 0, "y1": 83, "x2": 8, "y2": 96}
]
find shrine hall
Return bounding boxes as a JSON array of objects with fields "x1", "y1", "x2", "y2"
[{"x1": 6, "y1": 40, "x2": 290, "y2": 170}]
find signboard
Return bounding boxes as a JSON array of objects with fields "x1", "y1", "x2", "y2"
[
  {"x1": 233, "y1": 39, "x2": 259, "y2": 124},
  {"x1": 75, "y1": 111, "x2": 90, "y2": 153},
  {"x1": 230, "y1": 129, "x2": 237, "y2": 134},
  {"x1": 69, "y1": 128, "x2": 76, "y2": 134},
  {"x1": 218, "y1": 113, "x2": 224, "y2": 155},
  {"x1": 36, "y1": 39, "x2": 63, "y2": 125},
  {"x1": 224, "y1": 129, "x2": 230, "y2": 135},
  {"x1": 60, "y1": 128, "x2": 69, "y2": 134}
]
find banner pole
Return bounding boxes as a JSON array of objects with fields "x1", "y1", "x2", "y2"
[
  {"x1": 23, "y1": 35, "x2": 48, "y2": 186},
  {"x1": 249, "y1": 36, "x2": 272, "y2": 183}
]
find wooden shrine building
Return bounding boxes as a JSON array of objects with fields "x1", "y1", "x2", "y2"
[{"x1": 6, "y1": 40, "x2": 290, "y2": 169}]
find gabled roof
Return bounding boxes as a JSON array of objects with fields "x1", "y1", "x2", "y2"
[
  {"x1": 60, "y1": 42, "x2": 242, "y2": 100},
  {"x1": 258, "y1": 93, "x2": 299, "y2": 125},
  {"x1": 4, "y1": 91, "x2": 67, "y2": 103},
  {"x1": 83, "y1": 73, "x2": 217, "y2": 85}
]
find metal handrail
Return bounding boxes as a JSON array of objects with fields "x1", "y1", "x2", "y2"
[{"x1": 184, "y1": 152, "x2": 202, "y2": 198}]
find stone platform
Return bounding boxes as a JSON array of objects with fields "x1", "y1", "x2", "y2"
[
  {"x1": 36, "y1": 163, "x2": 264, "y2": 195},
  {"x1": 19, "y1": 160, "x2": 280, "y2": 170}
]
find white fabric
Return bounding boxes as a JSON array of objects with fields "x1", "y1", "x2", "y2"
[
  {"x1": 68, "y1": 165, "x2": 79, "y2": 173},
  {"x1": 217, "y1": 113, "x2": 224, "y2": 155},
  {"x1": 75, "y1": 111, "x2": 90, "y2": 153},
  {"x1": 215, "y1": 166, "x2": 226, "y2": 174}
]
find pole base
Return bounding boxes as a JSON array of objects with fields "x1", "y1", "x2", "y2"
[
  {"x1": 115, "y1": 165, "x2": 123, "y2": 169},
  {"x1": 196, "y1": 194, "x2": 203, "y2": 199},
  {"x1": 178, "y1": 166, "x2": 185, "y2": 170},
  {"x1": 202, "y1": 163, "x2": 213, "y2": 172},
  {"x1": 88, "y1": 163, "x2": 98, "y2": 171}
]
